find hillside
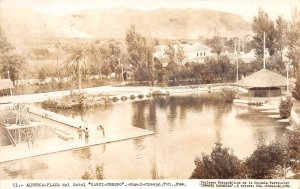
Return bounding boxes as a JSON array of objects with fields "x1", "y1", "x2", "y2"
[{"x1": 0, "y1": 7, "x2": 251, "y2": 48}]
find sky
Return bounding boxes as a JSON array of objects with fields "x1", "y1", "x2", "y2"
[{"x1": 1, "y1": 0, "x2": 300, "y2": 20}]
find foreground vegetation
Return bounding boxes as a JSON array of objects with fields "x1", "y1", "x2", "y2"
[{"x1": 190, "y1": 130, "x2": 300, "y2": 179}]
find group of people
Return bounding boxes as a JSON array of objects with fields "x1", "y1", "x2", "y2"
[{"x1": 77, "y1": 124, "x2": 105, "y2": 144}]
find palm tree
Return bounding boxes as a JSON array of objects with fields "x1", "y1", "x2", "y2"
[{"x1": 62, "y1": 47, "x2": 86, "y2": 93}]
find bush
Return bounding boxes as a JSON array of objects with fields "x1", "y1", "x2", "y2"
[
  {"x1": 279, "y1": 97, "x2": 293, "y2": 119},
  {"x1": 138, "y1": 94, "x2": 144, "y2": 99},
  {"x1": 190, "y1": 143, "x2": 245, "y2": 179},
  {"x1": 221, "y1": 87, "x2": 237, "y2": 103},
  {"x1": 245, "y1": 143, "x2": 287, "y2": 179},
  {"x1": 285, "y1": 131, "x2": 300, "y2": 172},
  {"x1": 292, "y1": 77, "x2": 300, "y2": 100},
  {"x1": 130, "y1": 95, "x2": 136, "y2": 100}
]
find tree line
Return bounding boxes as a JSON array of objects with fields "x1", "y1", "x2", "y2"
[{"x1": 1, "y1": 8, "x2": 300, "y2": 89}]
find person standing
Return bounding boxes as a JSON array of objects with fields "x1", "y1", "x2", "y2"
[
  {"x1": 97, "y1": 125, "x2": 105, "y2": 137},
  {"x1": 84, "y1": 127, "x2": 89, "y2": 144},
  {"x1": 77, "y1": 126, "x2": 83, "y2": 140}
]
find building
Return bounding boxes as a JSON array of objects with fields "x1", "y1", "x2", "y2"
[
  {"x1": 0, "y1": 79, "x2": 14, "y2": 96},
  {"x1": 153, "y1": 42, "x2": 212, "y2": 65},
  {"x1": 235, "y1": 69, "x2": 287, "y2": 98},
  {"x1": 182, "y1": 42, "x2": 212, "y2": 63}
]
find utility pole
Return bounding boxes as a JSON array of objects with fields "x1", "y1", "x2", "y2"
[
  {"x1": 236, "y1": 59, "x2": 239, "y2": 82},
  {"x1": 119, "y1": 58, "x2": 124, "y2": 83},
  {"x1": 263, "y1": 32, "x2": 266, "y2": 69},
  {"x1": 236, "y1": 38, "x2": 239, "y2": 82},
  {"x1": 8, "y1": 70, "x2": 12, "y2": 96},
  {"x1": 238, "y1": 37, "x2": 240, "y2": 54},
  {"x1": 242, "y1": 37, "x2": 245, "y2": 54},
  {"x1": 287, "y1": 60, "x2": 290, "y2": 93}
]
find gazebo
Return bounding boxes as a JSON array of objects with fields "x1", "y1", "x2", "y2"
[{"x1": 235, "y1": 69, "x2": 287, "y2": 97}]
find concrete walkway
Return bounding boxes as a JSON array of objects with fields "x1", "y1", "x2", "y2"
[
  {"x1": 0, "y1": 125, "x2": 154, "y2": 163},
  {"x1": 0, "y1": 85, "x2": 154, "y2": 104},
  {"x1": 0, "y1": 104, "x2": 155, "y2": 163}
]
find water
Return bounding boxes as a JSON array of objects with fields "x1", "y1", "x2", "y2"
[{"x1": 0, "y1": 96, "x2": 287, "y2": 179}]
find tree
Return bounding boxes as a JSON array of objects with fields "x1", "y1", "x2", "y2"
[
  {"x1": 190, "y1": 143, "x2": 245, "y2": 179},
  {"x1": 54, "y1": 42, "x2": 62, "y2": 78},
  {"x1": 211, "y1": 36, "x2": 223, "y2": 56},
  {"x1": 86, "y1": 41, "x2": 103, "y2": 77},
  {"x1": 1, "y1": 54, "x2": 26, "y2": 84},
  {"x1": 125, "y1": 25, "x2": 154, "y2": 81},
  {"x1": 275, "y1": 16, "x2": 288, "y2": 62},
  {"x1": 153, "y1": 58, "x2": 164, "y2": 82},
  {"x1": 98, "y1": 41, "x2": 121, "y2": 78},
  {"x1": 252, "y1": 9, "x2": 276, "y2": 58},
  {"x1": 218, "y1": 55, "x2": 231, "y2": 81},
  {"x1": 0, "y1": 27, "x2": 25, "y2": 84},
  {"x1": 165, "y1": 42, "x2": 178, "y2": 76},
  {"x1": 38, "y1": 68, "x2": 47, "y2": 82},
  {"x1": 176, "y1": 45, "x2": 185, "y2": 66},
  {"x1": 126, "y1": 25, "x2": 148, "y2": 68},
  {"x1": 205, "y1": 35, "x2": 223, "y2": 56},
  {"x1": 286, "y1": 20, "x2": 300, "y2": 77},
  {"x1": 246, "y1": 143, "x2": 287, "y2": 179},
  {"x1": 100, "y1": 64, "x2": 111, "y2": 78},
  {"x1": 62, "y1": 45, "x2": 87, "y2": 92},
  {"x1": 134, "y1": 64, "x2": 152, "y2": 81}
]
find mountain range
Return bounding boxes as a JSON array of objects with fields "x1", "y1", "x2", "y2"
[{"x1": 0, "y1": 7, "x2": 252, "y2": 48}]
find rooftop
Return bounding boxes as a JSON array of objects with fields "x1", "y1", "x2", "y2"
[{"x1": 235, "y1": 69, "x2": 287, "y2": 88}]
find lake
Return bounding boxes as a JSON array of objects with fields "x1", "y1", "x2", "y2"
[{"x1": 0, "y1": 95, "x2": 287, "y2": 179}]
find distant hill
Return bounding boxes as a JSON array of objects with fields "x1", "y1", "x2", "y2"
[{"x1": 0, "y1": 7, "x2": 251, "y2": 48}]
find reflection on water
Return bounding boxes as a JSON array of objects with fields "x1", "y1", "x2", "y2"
[
  {"x1": 3, "y1": 157, "x2": 48, "y2": 179},
  {"x1": 0, "y1": 96, "x2": 288, "y2": 179}
]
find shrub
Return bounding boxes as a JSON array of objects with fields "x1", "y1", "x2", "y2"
[
  {"x1": 279, "y1": 97, "x2": 293, "y2": 119},
  {"x1": 130, "y1": 95, "x2": 136, "y2": 100},
  {"x1": 245, "y1": 143, "x2": 287, "y2": 179},
  {"x1": 138, "y1": 94, "x2": 144, "y2": 99},
  {"x1": 292, "y1": 77, "x2": 300, "y2": 100},
  {"x1": 285, "y1": 131, "x2": 300, "y2": 172},
  {"x1": 190, "y1": 143, "x2": 245, "y2": 179},
  {"x1": 221, "y1": 87, "x2": 237, "y2": 103}
]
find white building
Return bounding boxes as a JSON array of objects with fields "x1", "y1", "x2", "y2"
[{"x1": 153, "y1": 42, "x2": 212, "y2": 65}]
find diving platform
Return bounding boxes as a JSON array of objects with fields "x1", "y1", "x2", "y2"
[{"x1": 3, "y1": 121, "x2": 43, "y2": 130}]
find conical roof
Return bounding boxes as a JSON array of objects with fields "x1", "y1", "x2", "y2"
[{"x1": 235, "y1": 69, "x2": 287, "y2": 88}]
